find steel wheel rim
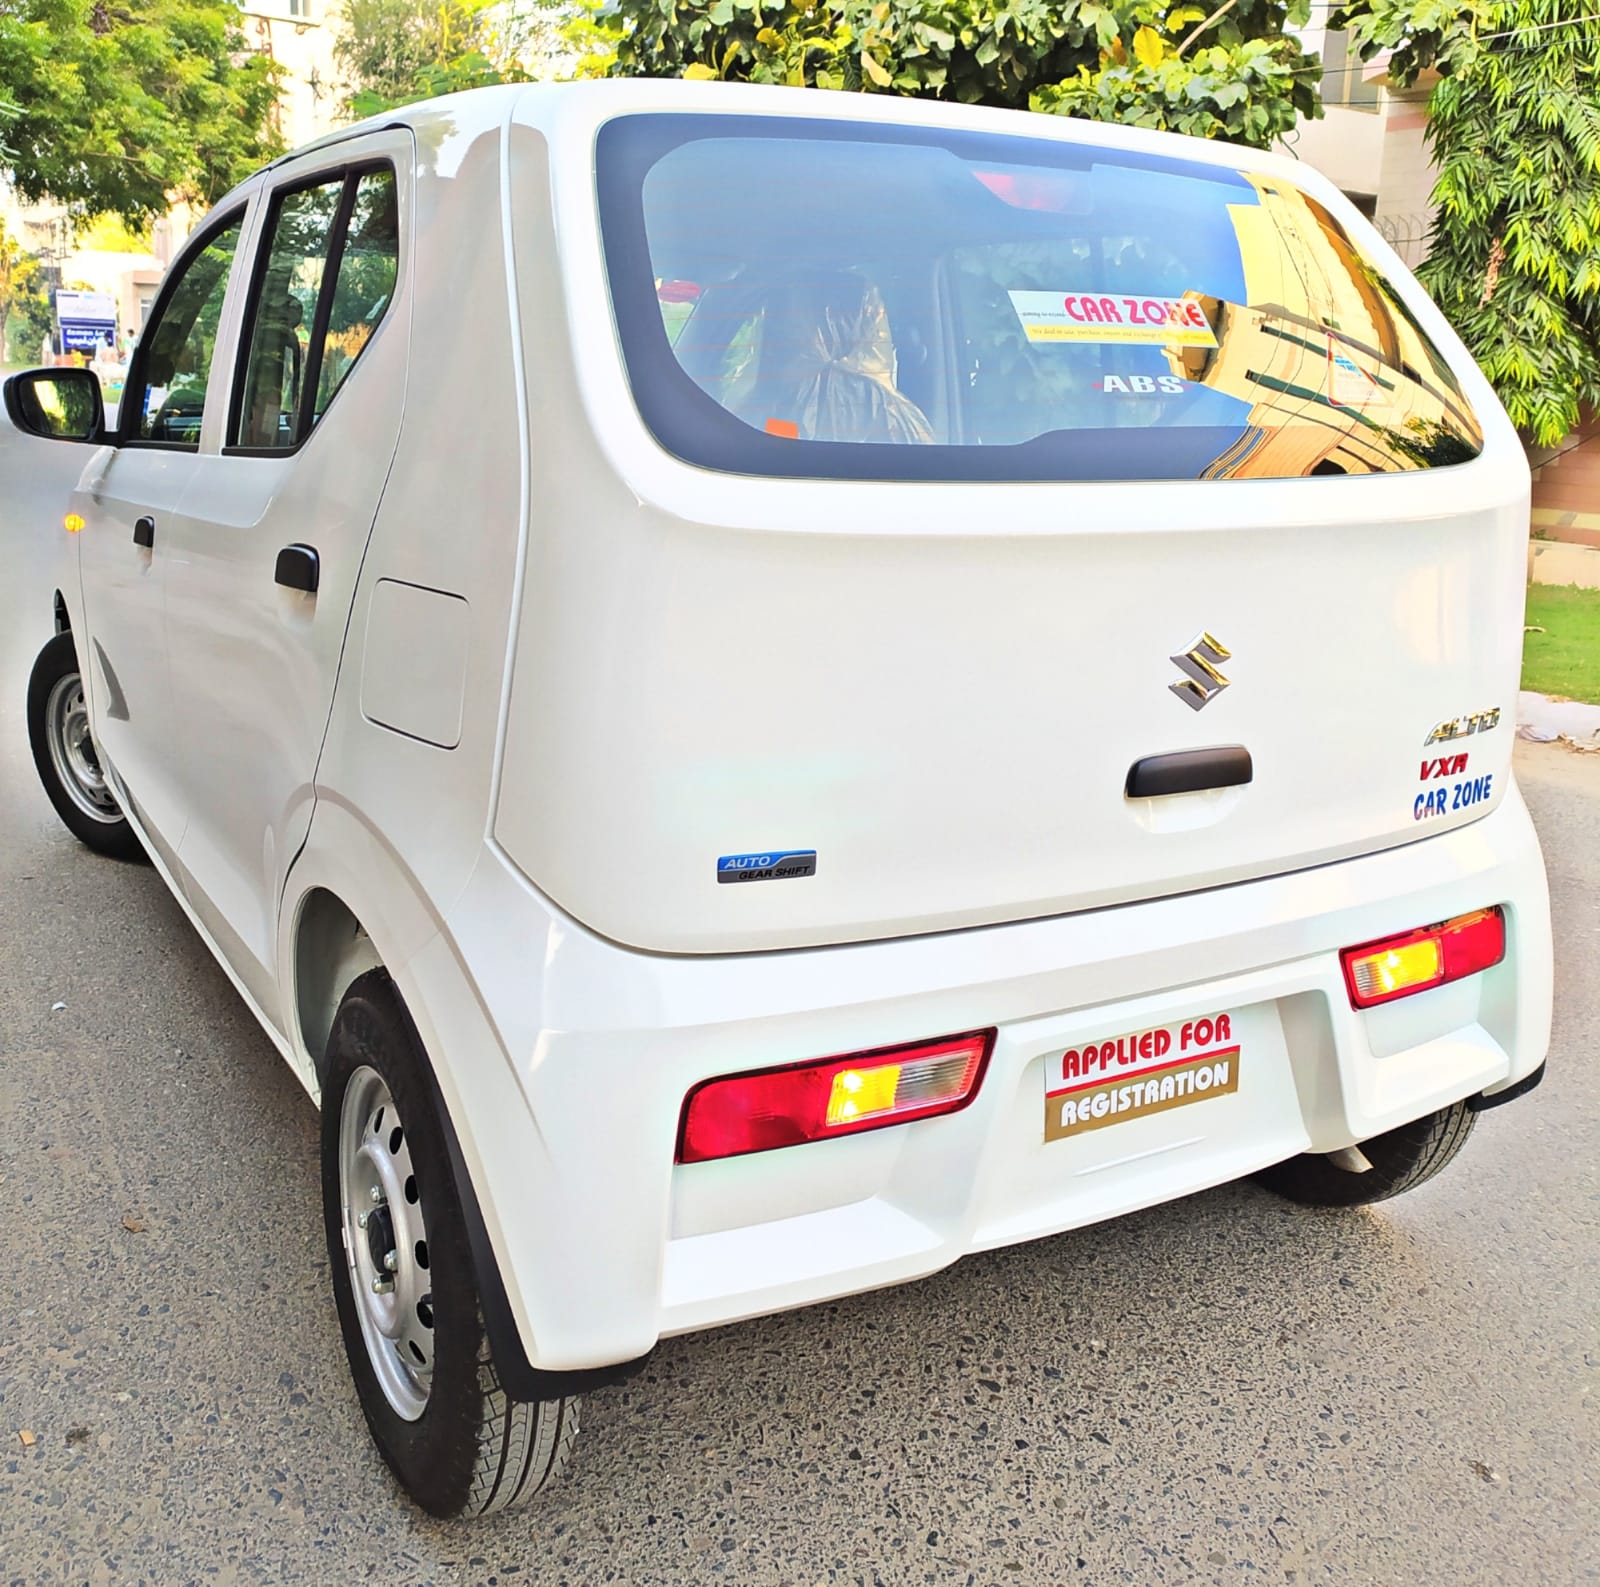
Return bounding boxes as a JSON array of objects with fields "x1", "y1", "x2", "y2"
[
  {"x1": 339, "y1": 1066, "x2": 434, "y2": 1421},
  {"x1": 45, "y1": 673, "x2": 121, "y2": 823}
]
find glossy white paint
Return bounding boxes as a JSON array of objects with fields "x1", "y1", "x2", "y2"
[
  {"x1": 163, "y1": 130, "x2": 416, "y2": 1020},
  {"x1": 19, "y1": 82, "x2": 1551, "y2": 1374}
]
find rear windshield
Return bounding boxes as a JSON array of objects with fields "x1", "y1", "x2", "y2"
[{"x1": 596, "y1": 114, "x2": 1483, "y2": 482}]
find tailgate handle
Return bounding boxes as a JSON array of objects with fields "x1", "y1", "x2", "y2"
[
  {"x1": 1126, "y1": 746, "x2": 1252, "y2": 799},
  {"x1": 275, "y1": 543, "x2": 320, "y2": 595}
]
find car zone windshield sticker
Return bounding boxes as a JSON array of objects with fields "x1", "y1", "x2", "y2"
[
  {"x1": 1044, "y1": 1013, "x2": 1240, "y2": 1143},
  {"x1": 1007, "y1": 290, "x2": 1219, "y2": 348}
]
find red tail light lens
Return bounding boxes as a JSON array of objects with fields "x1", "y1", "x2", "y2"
[
  {"x1": 676, "y1": 1030, "x2": 995, "y2": 1165},
  {"x1": 1340, "y1": 907, "x2": 1505, "y2": 1009}
]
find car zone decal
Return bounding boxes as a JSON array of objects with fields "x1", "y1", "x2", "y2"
[
  {"x1": 1008, "y1": 289, "x2": 1219, "y2": 348},
  {"x1": 1414, "y1": 752, "x2": 1494, "y2": 820},
  {"x1": 1044, "y1": 1013, "x2": 1240, "y2": 1143}
]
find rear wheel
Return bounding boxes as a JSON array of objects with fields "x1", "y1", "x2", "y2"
[
  {"x1": 1254, "y1": 1101, "x2": 1476, "y2": 1208},
  {"x1": 321, "y1": 970, "x2": 578, "y2": 1517},
  {"x1": 26, "y1": 631, "x2": 143, "y2": 860}
]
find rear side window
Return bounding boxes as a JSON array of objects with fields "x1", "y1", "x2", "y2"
[
  {"x1": 230, "y1": 164, "x2": 398, "y2": 452},
  {"x1": 597, "y1": 116, "x2": 1483, "y2": 482}
]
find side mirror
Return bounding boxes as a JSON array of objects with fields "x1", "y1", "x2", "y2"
[{"x1": 3, "y1": 367, "x2": 109, "y2": 443}]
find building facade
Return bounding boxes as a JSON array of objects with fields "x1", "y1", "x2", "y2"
[
  {"x1": 1279, "y1": 26, "x2": 1439, "y2": 269},
  {"x1": 240, "y1": 0, "x2": 346, "y2": 155}
]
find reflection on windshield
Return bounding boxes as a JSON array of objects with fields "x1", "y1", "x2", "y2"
[{"x1": 605, "y1": 117, "x2": 1482, "y2": 482}]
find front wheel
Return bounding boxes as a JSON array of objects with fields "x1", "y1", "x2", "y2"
[
  {"x1": 321, "y1": 970, "x2": 578, "y2": 1517},
  {"x1": 26, "y1": 631, "x2": 143, "y2": 860},
  {"x1": 1254, "y1": 1101, "x2": 1476, "y2": 1208}
]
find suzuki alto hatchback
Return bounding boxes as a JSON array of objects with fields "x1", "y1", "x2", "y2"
[{"x1": 6, "y1": 80, "x2": 1551, "y2": 1518}]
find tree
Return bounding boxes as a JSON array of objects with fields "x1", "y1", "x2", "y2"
[
  {"x1": 0, "y1": 0, "x2": 281, "y2": 226},
  {"x1": 583, "y1": 0, "x2": 1324, "y2": 150},
  {"x1": 334, "y1": 0, "x2": 570, "y2": 117},
  {"x1": 1333, "y1": 0, "x2": 1600, "y2": 446},
  {"x1": 0, "y1": 221, "x2": 52, "y2": 366}
]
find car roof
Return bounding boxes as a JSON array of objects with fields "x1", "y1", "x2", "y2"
[{"x1": 221, "y1": 79, "x2": 1329, "y2": 218}]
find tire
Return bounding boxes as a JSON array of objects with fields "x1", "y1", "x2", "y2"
[
  {"x1": 26, "y1": 630, "x2": 144, "y2": 860},
  {"x1": 321, "y1": 970, "x2": 577, "y2": 1517},
  {"x1": 1254, "y1": 1101, "x2": 1476, "y2": 1208}
]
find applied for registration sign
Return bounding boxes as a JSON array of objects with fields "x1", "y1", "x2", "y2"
[{"x1": 1044, "y1": 1011, "x2": 1241, "y2": 1143}]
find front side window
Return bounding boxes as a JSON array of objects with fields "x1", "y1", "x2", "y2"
[
  {"x1": 231, "y1": 164, "x2": 398, "y2": 451},
  {"x1": 128, "y1": 215, "x2": 243, "y2": 448},
  {"x1": 597, "y1": 115, "x2": 1483, "y2": 482}
]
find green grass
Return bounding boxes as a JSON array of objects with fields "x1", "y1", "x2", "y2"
[{"x1": 1523, "y1": 583, "x2": 1600, "y2": 704}]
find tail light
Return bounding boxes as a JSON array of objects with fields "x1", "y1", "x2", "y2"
[
  {"x1": 1341, "y1": 907, "x2": 1505, "y2": 1009},
  {"x1": 676, "y1": 1030, "x2": 994, "y2": 1165}
]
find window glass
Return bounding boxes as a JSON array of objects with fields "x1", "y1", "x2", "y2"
[
  {"x1": 312, "y1": 169, "x2": 398, "y2": 423},
  {"x1": 235, "y1": 179, "x2": 344, "y2": 450},
  {"x1": 130, "y1": 215, "x2": 242, "y2": 447},
  {"x1": 596, "y1": 115, "x2": 1483, "y2": 482}
]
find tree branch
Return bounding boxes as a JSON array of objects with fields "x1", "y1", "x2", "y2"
[{"x1": 1175, "y1": 0, "x2": 1242, "y2": 58}]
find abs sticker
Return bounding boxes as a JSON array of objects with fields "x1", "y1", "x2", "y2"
[
  {"x1": 717, "y1": 849, "x2": 817, "y2": 884},
  {"x1": 1096, "y1": 374, "x2": 1188, "y2": 394},
  {"x1": 1044, "y1": 1012, "x2": 1240, "y2": 1143},
  {"x1": 1008, "y1": 290, "x2": 1218, "y2": 349}
]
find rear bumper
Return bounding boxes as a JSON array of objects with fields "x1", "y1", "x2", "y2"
[{"x1": 432, "y1": 779, "x2": 1551, "y2": 1375}]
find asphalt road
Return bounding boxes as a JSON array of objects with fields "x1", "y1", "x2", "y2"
[{"x1": 1, "y1": 430, "x2": 1596, "y2": 1587}]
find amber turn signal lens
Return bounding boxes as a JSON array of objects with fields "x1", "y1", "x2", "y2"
[
  {"x1": 677, "y1": 1031, "x2": 994, "y2": 1163},
  {"x1": 1341, "y1": 907, "x2": 1505, "y2": 1009}
]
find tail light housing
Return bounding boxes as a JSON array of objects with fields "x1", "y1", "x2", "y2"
[
  {"x1": 1341, "y1": 907, "x2": 1505, "y2": 1009},
  {"x1": 677, "y1": 1030, "x2": 994, "y2": 1164}
]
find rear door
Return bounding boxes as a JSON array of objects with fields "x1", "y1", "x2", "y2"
[
  {"x1": 75, "y1": 207, "x2": 250, "y2": 855},
  {"x1": 159, "y1": 134, "x2": 411, "y2": 1014},
  {"x1": 491, "y1": 113, "x2": 1523, "y2": 954}
]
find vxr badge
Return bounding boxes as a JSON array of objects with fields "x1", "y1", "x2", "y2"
[{"x1": 1169, "y1": 632, "x2": 1232, "y2": 711}]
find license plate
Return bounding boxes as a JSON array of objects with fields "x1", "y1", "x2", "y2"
[{"x1": 1043, "y1": 1009, "x2": 1242, "y2": 1143}]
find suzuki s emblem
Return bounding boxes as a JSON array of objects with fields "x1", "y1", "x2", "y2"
[{"x1": 1169, "y1": 632, "x2": 1232, "y2": 711}]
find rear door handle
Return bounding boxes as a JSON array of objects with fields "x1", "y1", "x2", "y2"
[
  {"x1": 275, "y1": 543, "x2": 320, "y2": 594},
  {"x1": 133, "y1": 515, "x2": 155, "y2": 548},
  {"x1": 1125, "y1": 746, "x2": 1253, "y2": 799}
]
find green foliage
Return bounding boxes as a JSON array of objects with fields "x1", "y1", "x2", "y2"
[
  {"x1": 1333, "y1": 0, "x2": 1600, "y2": 445},
  {"x1": 335, "y1": 0, "x2": 568, "y2": 117},
  {"x1": 0, "y1": 0, "x2": 282, "y2": 225},
  {"x1": 337, "y1": 0, "x2": 506, "y2": 117},
  {"x1": 1035, "y1": 32, "x2": 1314, "y2": 146},
  {"x1": 0, "y1": 222, "x2": 53, "y2": 366},
  {"x1": 588, "y1": 0, "x2": 1323, "y2": 149}
]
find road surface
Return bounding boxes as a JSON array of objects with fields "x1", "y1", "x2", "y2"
[{"x1": 0, "y1": 426, "x2": 1595, "y2": 1585}]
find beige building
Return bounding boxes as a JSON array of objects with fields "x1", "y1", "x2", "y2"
[
  {"x1": 1279, "y1": 28, "x2": 1440, "y2": 269},
  {"x1": 240, "y1": 0, "x2": 346, "y2": 154}
]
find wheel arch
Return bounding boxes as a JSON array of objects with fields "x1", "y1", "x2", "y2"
[
  {"x1": 293, "y1": 886, "x2": 386, "y2": 1078},
  {"x1": 281, "y1": 803, "x2": 653, "y2": 1398}
]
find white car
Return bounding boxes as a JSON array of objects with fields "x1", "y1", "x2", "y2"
[{"x1": 5, "y1": 80, "x2": 1551, "y2": 1518}]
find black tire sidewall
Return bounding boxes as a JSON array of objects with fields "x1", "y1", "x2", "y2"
[
  {"x1": 1254, "y1": 1102, "x2": 1475, "y2": 1208},
  {"x1": 320, "y1": 970, "x2": 500, "y2": 1518},
  {"x1": 26, "y1": 631, "x2": 143, "y2": 860}
]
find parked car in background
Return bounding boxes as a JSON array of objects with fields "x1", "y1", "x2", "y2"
[{"x1": 4, "y1": 80, "x2": 1552, "y2": 1520}]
